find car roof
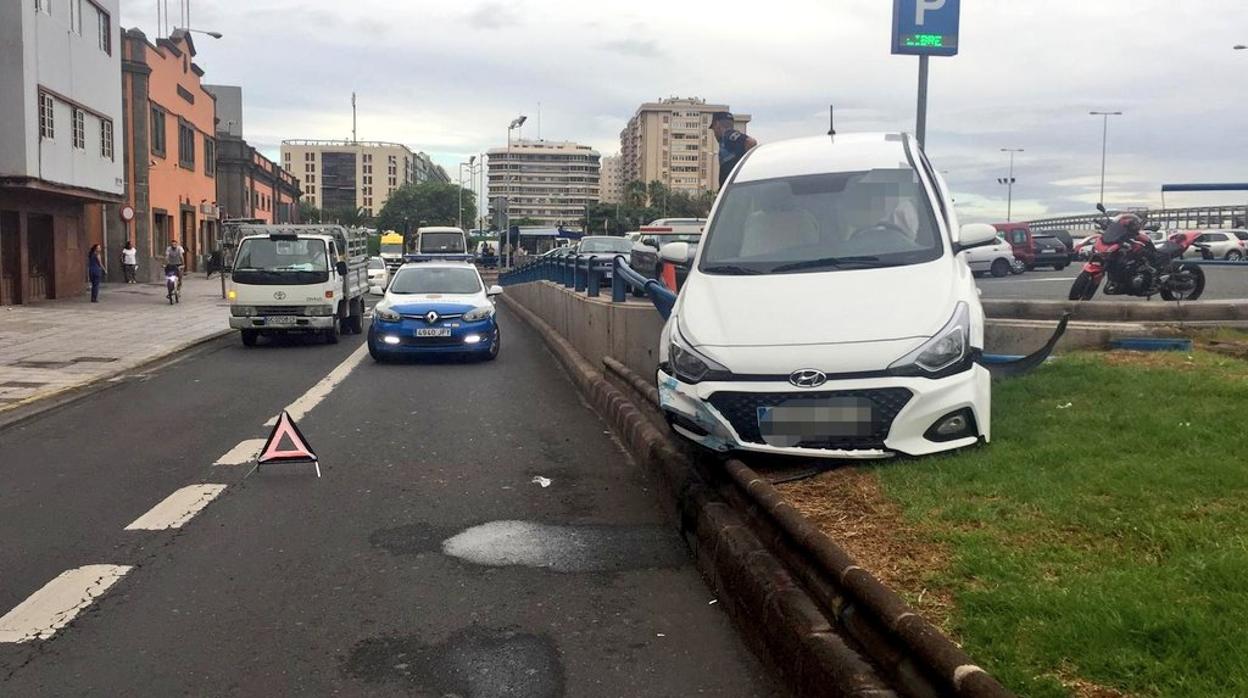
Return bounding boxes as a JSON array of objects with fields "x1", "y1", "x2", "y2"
[
  {"x1": 733, "y1": 133, "x2": 912, "y2": 184},
  {"x1": 580, "y1": 235, "x2": 626, "y2": 241},
  {"x1": 417, "y1": 226, "x2": 466, "y2": 234},
  {"x1": 396, "y1": 261, "x2": 477, "y2": 270}
]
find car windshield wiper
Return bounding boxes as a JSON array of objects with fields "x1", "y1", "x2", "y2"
[
  {"x1": 770, "y1": 255, "x2": 887, "y2": 273},
  {"x1": 701, "y1": 264, "x2": 763, "y2": 275}
]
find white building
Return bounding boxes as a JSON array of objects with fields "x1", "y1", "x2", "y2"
[
  {"x1": 280, "y1": 140, "x2": 447, "y2": 219},
  {"x1": 599, "y1": 154, "x2": 624, "y2": 205},
  {"x1": 0, "y1": 0, "x2": 124, "y2": 304},
  {"x1": 487, "y1": 140, "x2": 601, "y2": 229}
]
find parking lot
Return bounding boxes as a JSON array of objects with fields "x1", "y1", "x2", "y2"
[{"x1": 975, "y1": 265, "x2": 1248, "y2": 301}]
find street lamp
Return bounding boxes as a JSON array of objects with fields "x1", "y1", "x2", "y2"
[
  {"x1": 458, "y1": 155, "x2": 478, "y2": 231},
  {"x1": 176, "y1": 27, "x2": 223, "y2": 39},
  {"x1": 998, "y1": 148, "x2": 1023, "y2": 222},
  {"x1": 504, "y1": 115, "x2": 527, "y2": 268},
  {"x1": 1089, "y1": 111, "x2": 1123, "y2": 207}
]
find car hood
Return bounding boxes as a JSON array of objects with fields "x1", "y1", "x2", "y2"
[
  {"x1": 383, "y1": 292, "x2": 486, "y2": 314},
  {"x1": 679, "y1": 260, "x2": 960, "y2": 349}
]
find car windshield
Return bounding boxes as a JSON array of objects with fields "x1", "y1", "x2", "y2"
[
  {"x1": 579, "y1": 238, "x2": 634, "y2": 254},
  {"x1": 368, "y1": 258, "x2": 385, "y2": 270},
  {"x1": 389, "y1": 266, "x2": 481, "y2": 294},
  {"x1": 234, "y1": 238, "x2": 328, "y2": 272},
  {"x1": 420, "y1": 232, "x2": 466, "y2": 253},
  {"x1": 699, "y1": 168, "x2": 943, "y2": 274}
]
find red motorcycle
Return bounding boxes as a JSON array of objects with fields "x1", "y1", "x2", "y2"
[{"x1": 1069, "y1": 206, "x2": 1206, "y2": 301}]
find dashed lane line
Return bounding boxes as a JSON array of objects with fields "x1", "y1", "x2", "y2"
[
  {"x1": 214, "y1": 438, "x2": 267, "y2": 466},
  {"x1": 263, "y1": 342, "x2": 370, "y2": 427},
  {"x1": 123, "y1": 484, "x2": 228, "y2": 531},
  {"x1": 0, "y1": 565, "x2": 133, "y2": 643}
]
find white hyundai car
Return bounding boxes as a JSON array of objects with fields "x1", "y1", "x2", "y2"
[{"x1": 656, "y1": 133, "x2": 999, "y2": 460}]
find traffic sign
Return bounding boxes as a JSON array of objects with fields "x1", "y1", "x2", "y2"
[
  {"x1": 258, "y1": 411, "x2": 319, "y2": 475},
  {"x1": 892, "y1": 0, "x2": 961, "y2": 57}
]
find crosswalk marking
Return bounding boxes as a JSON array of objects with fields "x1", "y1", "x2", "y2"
[
  {"x1": 124, "y1": 484, "x2": 228, "y2": 531},
  {"x1": 0, "y1": 565, "x2": 133, "y2": 643}
]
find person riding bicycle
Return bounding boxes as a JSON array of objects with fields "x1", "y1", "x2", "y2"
[{"x1": 165, "y1": 240, "x2": 187, "y2": 292}]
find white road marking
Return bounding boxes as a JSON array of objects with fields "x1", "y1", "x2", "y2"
[
  {"x1": 264, "y1": 342, "x2": 370, "y2": 426},
  {"x1": 0, "y1": 565, "x2": 132, "y2": 642},
  {"x1": 124, "y1": 484, "x2": 228, "y2": 530},
  {"x1": 214, "y1": 438, "x2": 267, "y2": 466}
]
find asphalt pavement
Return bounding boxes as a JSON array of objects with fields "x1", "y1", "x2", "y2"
[
  {"x1": 0, "y1": 307, "x2": 780, "y2": 696},
  {"x1": 974, "y1": 264, "x2": 1248, "y2": 301}
]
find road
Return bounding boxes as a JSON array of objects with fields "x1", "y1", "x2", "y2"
[
  {"x1": 0, "y1": 306, "x2": 780, "y2": 696},
  {"x1": 975, "y1": 265, "x2": 1248, "y2": 301}
]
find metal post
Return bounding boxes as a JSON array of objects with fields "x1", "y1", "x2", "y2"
[
  {"x1": 587, "y1": 263, "x2": 600, "y2": 297},
  {"x1": 573, "y1": 255, "x2": 586, "y2": 292},
  {"x1": 916, "y1": 55, "x2": 929, "y2": 149},
  {"x1": 1099, "y1": 115, "x2": 1108, "y2": 206},
  {"x1": 457, "y1": 164, "x2": 464, "y2": 230},
  {"x1": 611, "y1": 257, "x2": 625, "y2": 302}
]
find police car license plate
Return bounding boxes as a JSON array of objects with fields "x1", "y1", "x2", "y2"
[
  {"x1": 757, "y1": 398, "x2": 874, "y2": 448},
  {"x1": 415, "y1": 328, "x2": 451, "y2": 337},
  {"x1": 266, "y1": 316, "x2": 297, "y2": 326}
]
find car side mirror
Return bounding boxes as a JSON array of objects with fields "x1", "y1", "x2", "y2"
[
  {"x1": 487, "y1": 285, "x2": 503, "y2": 297},
  {"x1": 659, "y1": 241, "x2": 691, "y2": 264},
  {"x1": 335, "y1": 261, "x2": 348, "y2": 276},
  {"x1": 956, "y1": 223, "x2": 998, "y2": 251}
]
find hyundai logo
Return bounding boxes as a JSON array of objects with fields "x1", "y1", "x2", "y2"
[
  {"x1": 789, "y1": 369, "x2": 828, "y2": 388},
  {"x1": 273, "y1": 291, "x2": 286, "y2": 300},
  {"x1": 425, "y1": 311, "x2": 439, "y2": 324}
]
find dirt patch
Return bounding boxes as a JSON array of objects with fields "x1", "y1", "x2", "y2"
[
  {"x1": 778, "y1": 466, "x2": 957, "y2": 633},
  {"x1": 1203, "y1": 339, "x2": 1248, "y2": 362}
]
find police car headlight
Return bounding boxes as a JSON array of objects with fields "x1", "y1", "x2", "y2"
[
  {"x1": 889, "y1": 302, "x2": 971, "y2": 375},
  {"x1": 463, "y1": 306, "x2": 495, "y2": 322},
  {"x1": 374, "y1": 303, "x2": 401, "y2": 322}
]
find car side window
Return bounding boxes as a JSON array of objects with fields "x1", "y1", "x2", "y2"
[{"x1": 641, "y1": 236, "x2": 657, "y2": 248}]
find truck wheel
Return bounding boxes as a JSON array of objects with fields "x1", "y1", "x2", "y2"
[
  {"x1": 348, "y1": 299, "x2": 364, "y2": 334},
  {"x1": 241, "y1": 329, "x2": 258, "y2": 347},
  {"x1": 325, "y1": 322, "x2": 340, "y2": 345}
]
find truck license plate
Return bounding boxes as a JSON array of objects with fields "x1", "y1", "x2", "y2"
[
  {"x1": 266, "y1": 316, "x2": 297, "y2": 326},
  {"x1": 415, "y1": 328, "x2": 451, "y2": 337}
]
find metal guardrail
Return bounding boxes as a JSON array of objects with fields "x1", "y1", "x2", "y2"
[
  {"x1": 1029, "y1": 205, "x2": 1248, "y2": 232},
  {"x1": 500, "y1": 254, "x2": 679, "y2": 318}
]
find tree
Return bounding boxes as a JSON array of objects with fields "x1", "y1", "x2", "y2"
[
  {"x1": 376, "y1": 182, "x2": 476, "y2": 233},
  {"x1": 512, "y1": 217, "x2": 542, "y2": 227},
  {"x1": 298, "y1": 201, "x2": 322, "y2": 223},
  {"x1": 623, "y1": 180, "x2": 648, "y2": 208},
  {"x1": 324, "y1": 206, "x2": 370, "y2": 227}
]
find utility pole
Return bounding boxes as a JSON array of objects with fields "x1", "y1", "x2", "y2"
[
  {"x1": 351, "y1": 93, "x2": 357, "y2": 144},
  {"x1": 915, "y1": 55, "x2": 929, "y2": 149},
  {"x1": 1089, "y1": 111, "x2": 1122, "y2": 206},
  {"x1": 998, "y1": 148, "x2": 1023, "y2": 221}
]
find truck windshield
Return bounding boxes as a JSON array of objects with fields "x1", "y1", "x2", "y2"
[
  {"x1": 699, "y1": 168, "x2": 943, "y2": 275},
  {"x1": 420, "y1": 233, "x2": 466, "y2": 253},
  {"x1": 380, "y1": 243, "x2": 404, "y2": 256},
  {"x1": 390, "y1": 267, "x2": 481, "y2": 294},
  {"x1": 233, "y1": 238, "x2": 329, "y2": 285}
]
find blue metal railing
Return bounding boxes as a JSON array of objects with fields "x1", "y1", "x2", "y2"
[{"x1": 500, "y1": 254, "x2": 679, "y2": 318}]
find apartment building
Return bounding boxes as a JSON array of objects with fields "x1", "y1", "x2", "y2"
[
  {"x1": 0, "y1": 0, "x2": 124, "y2": 303},
  {"x1": 599, "y1": 154, "x2": 624, "y2": 205},
  {"x1": 486, "y1": 140, "x2": 600, "y2": 229},
  {"x1": 279, "y1": 141, "x2": 443, "y2": 217},
  {"x1": 205, "y1": 85, "x2": 301, "y2": 224},
  {"x1": 619, "y1": 97, "x2": 751, "y2": 196}
]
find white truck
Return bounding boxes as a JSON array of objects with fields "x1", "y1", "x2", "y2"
[
  {"x1": 407, "y1": 226, "x2": 473, "y2": 263},
  {"x1": 228, "y1": 225, "x2": 369, "y2": 346}
]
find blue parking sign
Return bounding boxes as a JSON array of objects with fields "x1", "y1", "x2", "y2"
[{"x1": 892, "y1": 0, "x2": 960, "y2": 57}]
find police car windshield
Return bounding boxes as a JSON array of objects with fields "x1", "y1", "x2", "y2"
[
  {"x1": 699, "y1": 168, "x2": 943, "y2": 274},
  {"x1": 390, "y1": 267, "x2": 481, "y2": 295}
]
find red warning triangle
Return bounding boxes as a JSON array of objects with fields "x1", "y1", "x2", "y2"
[{"x1": 258, "y1": 411, "x2": 318, "y2": 464}]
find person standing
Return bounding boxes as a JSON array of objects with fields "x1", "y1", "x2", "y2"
[
  {"x1": 87, "y1": 244, "x2": 104, "y2": 302},
  {"x1": 121, "y1": 240, "x2": 138, "y2": 284},
  {"x1": 710, "y1": 111, "x2": 758, "y2": 189}
]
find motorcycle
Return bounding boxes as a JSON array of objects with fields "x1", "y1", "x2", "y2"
[
  {"x1": 165, "y1": 264, "x2": 181, "y2": 305},
  {"x1": 1068, "y1": 205, "x2": 1206, "y2": 302}
]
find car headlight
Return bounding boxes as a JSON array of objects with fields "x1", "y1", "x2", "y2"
[
  {"x1": 374, "y1": 304, "x2": 401, "y2": 322},
  {"x1": 463, "y1": 305, "x2": 495, "y2": 322},
  {"x1": 889, "y1": 302, "x2": 972, "y2": 375},
  {"x1": 668, "y1": 318, "x2": 729, "y2": 383},
  {"x1": 231, "y1": 306, "x2": 256, "y2": 317},
  {"x1": 307, "y1": 304, "x2": 334, "y2": 317}
]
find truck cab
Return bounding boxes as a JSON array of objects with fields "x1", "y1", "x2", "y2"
[
  {"x1": 406, "y1": 226, "x2": 472, "y2": 263},
  {"x1": 228, "y1": 225, "x2": 370, "y2": 346},
  {"x1": 378, "y1": 231, "x2": 406, "y2": 273}
]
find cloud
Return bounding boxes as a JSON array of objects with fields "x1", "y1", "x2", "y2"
[
  {"x1": 601, "y1": 39, "x2": 663, "y2": 59},
  {"x1": 464, "y1": 2, "x2": 524, "y2": 30}
]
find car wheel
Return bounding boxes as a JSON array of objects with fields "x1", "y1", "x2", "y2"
[
  {"x1": 1054, "y1": 263, "x2": 1068, "y2": 271},
  {"x1": 1226, "y1": 250, "x2": 1244, "y2": 261},
  {"x1": 1009, "y1": 259, "x2": 1026, "y2": 275},
  {"x1": 241, "y1": 329, "x2": 258, "y2": 347},
  {"x1": 484, "y1": 328, "x2": 500, "y2": 361},
  {"x1": 990, "y1": 258, "x2": 1010, "y2": 277},
  {"x1": 368, "y1": 336, "x2": 386, "y2": 362}
]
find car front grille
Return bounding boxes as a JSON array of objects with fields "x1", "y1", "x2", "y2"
[{"x1": 706, "y1": 388, "x2": 913, "y2": 450}]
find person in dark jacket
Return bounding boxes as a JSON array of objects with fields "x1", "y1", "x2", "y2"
[
  {"x1": 710, "y1": 111, "x2": 758, "y2": 189},
  {"x1": 88, "y1": 244, "x2": 104, "y2": 302}
]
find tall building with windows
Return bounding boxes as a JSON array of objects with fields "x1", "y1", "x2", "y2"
[
  {"x1": 0, "y1": 0, "x2": 123, "y2": 303},
  {"x1": 279, "y1": 141, "x2": 443, "y2": 218},
  {"x1": 204, "y1": 85, "x2": 301, "y2": 224},
  {"x1": 619, "y1": 97, "x2": 750, "y2": 195},
  {"x1": 487, "y1": 140, "x2": 601, "y2": 229},
  {"x1": 599, "y1": 154, "x2": 624, "y2": 205}
]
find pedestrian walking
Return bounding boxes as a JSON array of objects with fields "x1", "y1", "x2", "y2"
[
  {"x1": 207, "y1": 248, "x2": 223, "y2": 279},
  {"x1": 710, "y1": 111, "x2": 758, "y2": 189},
  {"x1": 87, "y1": 244, "x2": 104, "y2": 302},
  {"x1": 121, "y1": 240, "x2": 138, "y2": 283}
]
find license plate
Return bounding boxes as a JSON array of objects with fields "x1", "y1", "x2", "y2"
[
  {"x1": 757, "y1": 398, "x2": 874, "y2": 448},
  {"x1": 266, "y1": 316, "x2": 297, "y2": 325},
  {"x1": 415, "y1": 328, "x2": 451, "y2": 337}
]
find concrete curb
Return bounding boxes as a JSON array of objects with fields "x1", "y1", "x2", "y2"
[
  {"x1": 500, "y1": 295, "x2": 897, "y2": 697},
  {"x1": 0, "y1": 329, "x2": 232, "y2": 431},
  {"x1": 984, "y1": 298, "x2": 1248, "y2": 322}
]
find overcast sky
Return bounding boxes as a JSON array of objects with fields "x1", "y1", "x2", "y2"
[{"x1": 122, "y1": 0, "x2": 1248, "y2": 222}]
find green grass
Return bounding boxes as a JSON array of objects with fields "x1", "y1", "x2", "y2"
[{"x1": 873, "y1": 351, "x2": 1248, "y2": 697}]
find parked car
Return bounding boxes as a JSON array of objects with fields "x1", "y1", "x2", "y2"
[
  {"x1": 1182, "y1": 230, "x2": 1248, "y2": 260},
  {"x1": 577, "y1": 236, "x2": 635, "y2": 285},
  {"x1": 657, "y1": 133, "x2": 997, "y2": 460},
  {"x1": 367, "y1": 256, "x2": 390, "y2": 293},
  {"x1": 994, "y1": 222, "x2": 1034, "y2": 267},
  {"x1": 1031, "y1": 234, "x2": 1072, "y2": 270},
  {"x1": 630, "y1": 219, "x2": 706, "y2": 290},
  {"x1": 368, "y1": 262, "x2": 502, "y2": 362},
  {"x1": 1074, "y1": 234, "x2": 1100, "y2": 260},
  {"x1": 961, "y1": 235, "x2": 1021, "y2": 277}
]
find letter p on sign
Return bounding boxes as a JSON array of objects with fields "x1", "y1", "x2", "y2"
[{"x1": 916, "y1": 0, "x2": 945, "y2": 24}]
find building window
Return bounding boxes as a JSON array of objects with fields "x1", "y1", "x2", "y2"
[
  {"x1": 204, "y1": 137, "x2": 215, "y2": 176},
  {"x1": 305, "y1": 163, "x2": 315, "y2": 173},
  {"x1": 92, "y1": 2, "x2": 111, "y2": 54},
  {"x1": 100, "y1": 118, "x2": 113, "y2": 160},
  {"x1": 363, "y1": 153, "x2": 372, "y2": 163},
  {"x1": 305, "y1": 152, "x2": 314, "y2": 162},
  {"x1": 388, "y1": 176, "x2": 396, "y2": 187},
  {"x1": 178, "y1": 120, "x2": 195, "y2": 169},
  {"x1": 38, "y1": 93, "x2": 54, "y2": 140},
  {"x1": 35, "y1": 0, "x2": 51, "y2": 15},
  {"x1": 72, "y1": 109, "x2": 85, "y2": 149},
  {"x1": 150, "y1": 105, "x2": 167, "y2": 156},
  {"x1": 69, "y1": 0, "x2": 83, "y2": 34}
]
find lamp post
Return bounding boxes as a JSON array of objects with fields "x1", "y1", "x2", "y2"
[
  {"x1": 1089, "y1": 111, "x2": 1123, "y2": 207},
  {"x1": 998, "y1": 148, "x2": 1023, "y2": 222},
  {"x1": 175, "y1": 27, "x2": 224, "y2": 39},
  {"x1": 505, "y1": 115, "x2": 527, "y2": 268},
  {"x1": 458, "y1": 155, "x2": 477, "y2": 231}
]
